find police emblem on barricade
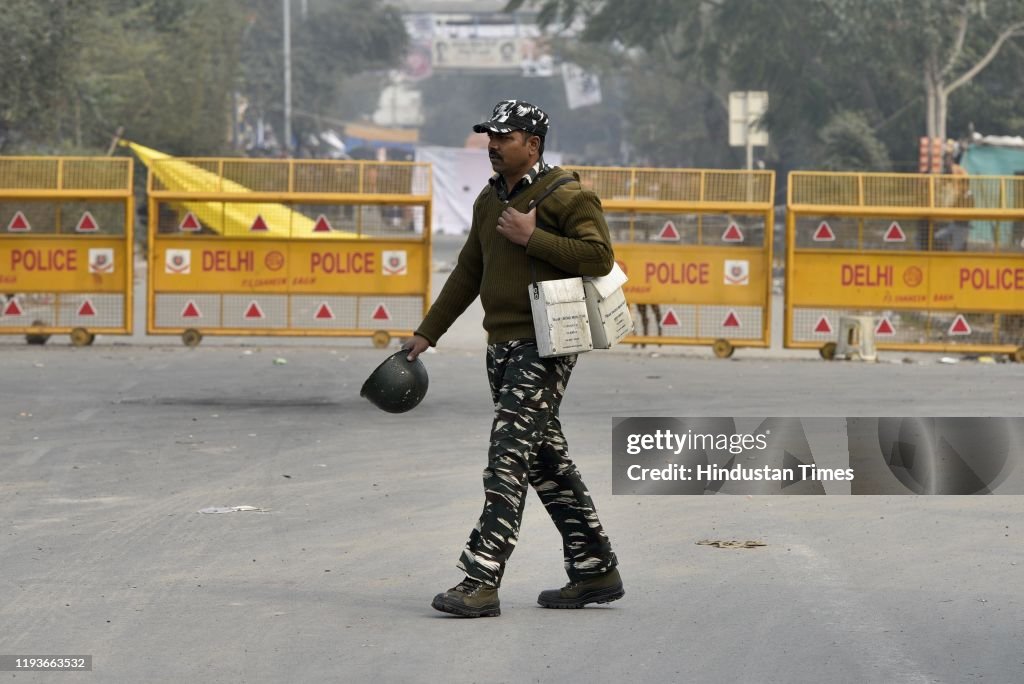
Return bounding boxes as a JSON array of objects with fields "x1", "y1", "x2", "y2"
[
  {"x1": 382, "y1": 250, "x2": 408, "y2": 276},
  {"x1": 165, "y1": 249, "x2": 191, "y2": 274},
  {"x1": 89, "y1": 248, "x2": 115, "y2": 274}
]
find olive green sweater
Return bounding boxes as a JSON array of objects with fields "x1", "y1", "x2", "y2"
[{"x1": 416, "y1": 167, "x2": 614, "y2": 346}]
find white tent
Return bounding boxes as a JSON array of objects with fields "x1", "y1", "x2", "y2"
[{"x1": 416, "y1": 145, "x2": 562, "y2": 234}]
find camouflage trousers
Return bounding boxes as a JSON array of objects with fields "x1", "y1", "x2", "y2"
[{"x1": 457, "y1": 340, "x2": 618, "y2": 587}]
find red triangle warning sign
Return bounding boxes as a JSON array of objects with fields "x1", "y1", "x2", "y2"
[
  {"x1": 77, "y1": 300, "x2": 97, "y2": 317},
  {"x1": 244, "y1": 301, "x2": 265, "y2": 319},
  {"x1": 883, "y1": 222, "x2": 906, "y2": 242},
  {"x1": 76, "y1": 211, "x2": 98, "y2": 232},
  {"x1": 314, "y1": 302, "x2": 335, "y2": 320},
  {"x1": 949, "y1": 314, "x2": 971, "y2": 335},
  {"x1": 722, "y1": 223, "x2": 744, "y2": 242},
  {"x1": 875, "y1": 317, "x2": 895, "y2": 336},
  {"x1": 181, "y1": 300, "x2": 202, "y2": 318},
  {"x1": 722, "y1": 310, "x2": 741, "y2": 328},
  {"x1": 250, "y1": 215, "x2": 269, "y2": 232},
  {"x1": 7, "y1": 211, "x2": 30, "y2": 232},
  {"x1": 814, "y1": 315, "x2": 833, "y2": 334},
  {"x1": 3, "y1": 298, "x2": 24, "y2": 316},
  {"x1": 660, "y1": 309, "x2": 680, "y2": 327},
  {"x1": 313, "y1": 215, "x2": 332, "y2": 233},
  {"x1": 658, "y1": 221, "x2": 681, "y2": 241},
  {"x1": 371, "y1": 304, "x2": 391, "y2": 322},
  {"x1": 180, "y1": 212, "x2": 201, "y2": 231},
  {"x1": 813, "y1": 222, "x2": 836, "y2": 242}
]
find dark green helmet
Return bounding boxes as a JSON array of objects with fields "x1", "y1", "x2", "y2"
[{"x1": 360, "y1": 350, "x2": 429, "y2": 413}]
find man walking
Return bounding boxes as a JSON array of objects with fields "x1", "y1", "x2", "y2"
[{"x1": 404, "y1": 100, "x2": 623, "y2": 618}]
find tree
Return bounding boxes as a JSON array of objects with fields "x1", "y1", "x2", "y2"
[
  {"x1": 507, "y1": 0, "x2": 1024, "y2": 171},
  {"x1": 839, "y1": 0, "x2": 1024, "y2": 145},
  {"x1": 0, "y1": 0, "x2": 407, "y2": 155},
  {"x1": 238, "y1": 0, "x2": 408, "y2": 151},
  {"x1": 819, "y1": 111, "x2": 892, "y2": 171}
]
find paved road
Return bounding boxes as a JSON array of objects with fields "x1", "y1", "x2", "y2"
[{"x1": 1, "y1": 235, "x2": 1022, "y2": 683}]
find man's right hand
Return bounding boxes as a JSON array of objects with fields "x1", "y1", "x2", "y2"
[{"x1": 403, "y1": 334, "x2": 432, "y2": 361}]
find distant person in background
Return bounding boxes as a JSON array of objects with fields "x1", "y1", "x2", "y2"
[{"x1": 935, "y1": 142, "x2": 972, "y2": 251}]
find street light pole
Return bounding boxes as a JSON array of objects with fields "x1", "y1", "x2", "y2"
[{"x1": 283, "y1": 0, "x2": 292, "y2": 156}]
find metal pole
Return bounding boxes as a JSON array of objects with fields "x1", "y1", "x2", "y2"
[
  {"x1": 744, "y1": 94, "x2": 753, "y2": 171},
  {"x1": 283, "y1": 0, "x2": 292, "y2": 156}
]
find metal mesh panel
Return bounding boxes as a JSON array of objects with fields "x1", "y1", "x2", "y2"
[
  {"x1": 606, "y1": 213, "x2": 699, "y2": 244},
  {"x1": 929, "y1": 311, "x2": 997, "y2": 346},
  {"x1": 0, "y1": 294, "x2": 56, "y2": 328},
  {"x1": 290, "y1": 296, "x2": 359, "y2": 329},
  {"x1": 60, "y1": 159, "x2": 132, "y2": 191},
  {"x1": 860, "y1": 218, "x2": 928, "y2": 250},
  {"x1": 1008, "y1": 178, "x2": 1024, "y2": 209},
  {"x1": 59, "y1": 294, "x2": 124, "y2": 327},
  {"x1": 792, "y1": 308, "x2": 845, "y2": 343},
  {"x1": 862, "y1": 175, "x2": 929, "y2": 208},
  {"x1": 293, "y1": 204, "x2": 359, "y2": 235},
  {"x1": 292, "y1": 163, "x2": 362, "y2": 194},
  {"x1": 791, "y1": 174, "x2": 859, "y2": 207},
  {"x1": 792, "y1": 172, "x2": 1024, "y2": 211},
  {"x1": 222, "y1": 294, "x2": 288, "y2": 328},
  {"x1": 0, "y1": 159, "x2": 58, "y2": 190},
  {"x1": 630, "y1": 304, "x2": 697, "y2": 338},
  {"x1": 567, "y1": 167, "x2": 772, "y2": 205},
  {"x1": 699, "y1": 306, "x2": 762, "y2": 339},
  {"x1": 794, "y1": 216, "x2": 859, "y2": 249},
  {"x1": 572, "y1": 168, "x2": 633, "y2": 199},
  {"x1": 218, "y1": 202, "x2": 296, "y2": 238},
  {"x1": 154, "y1": 294, "x2": 222, "y2": 328},
  {"x1": 222, "y1": 161, "x2": 290, "y2": 193},
  {"x1": 158, "y1": 203, "x2": 210, "y2": 235},
  {"x1": 150, "y1": 160, "x2": 222, "y2": 192},
  {"x1": 700, "y1": 215, "x2": 766, "y2": 247},
  {"x1": 59, "y1": 202, "x2": 125, "y2": 235},
  {"x1": 792, "y1": 307, "x2": 1021, "y2": 347},
  {"x1": 151, "y1": 159, "x2": 431, "y2": 196},
  {"x1": 999, "y1": 315, "x2": 1024, "y2": 345},
  {"x1": 632, "y1": 170, "x2": 702, "y2": 201},
  {"x1": 1, "y1": 201, "x2": 58, "y2": 234},
  {"x1": 355, "y1": 205, "x2": 426, "y2": 237},
  {"x1": 703, "y1": 172, "x2": 772, "y2": 204},
  {"x1": 357, "y1": 296, "x2": 422, "y2": 330},
  {"x1": 954, "y1": 177, "x2": 998, "y2": 209},
  {"x1": 0, "y1": 158, "x2": 130, "y2": 191},
  {"x1": 364, "y1": 164, "x2": 416, "y2": 196}
]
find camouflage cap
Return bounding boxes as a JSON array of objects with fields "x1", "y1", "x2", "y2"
[{"x1": 472, "y1": 100, "x2": 550, "y2": 137}]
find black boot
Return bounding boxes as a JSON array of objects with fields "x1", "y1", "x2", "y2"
[
  {"x1": 537, "y1": 568, "x2": 624, "y2": 609},
  {"x1": 432, "y1": 578, "x2": 501, "y2": 618}
]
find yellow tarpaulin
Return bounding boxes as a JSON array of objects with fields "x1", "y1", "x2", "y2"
[{"x1": 125, "y1": 141, "x2": 358, "y2": 239}]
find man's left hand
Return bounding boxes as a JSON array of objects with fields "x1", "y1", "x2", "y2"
[{"x1": 496, "y1": 206, "x2": 536, "y2": 247}]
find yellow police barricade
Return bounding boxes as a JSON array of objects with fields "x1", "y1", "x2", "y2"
[
  {"x1": 566, "y1": 166, "x2": 775, "y2": 357},
  {"x1": 0, "y1": 157, "x2": 134, "y2": 346},
  {"x1": 135, "y1": 144, "x2": 431, "y2": 347},
  {"x1": 786, "y1": 172, "x2": 1024, "y2": 361}
]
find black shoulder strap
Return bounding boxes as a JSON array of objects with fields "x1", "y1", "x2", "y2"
[{"x1": 527, "y1": 174, "x2": 577, "y2": 211}]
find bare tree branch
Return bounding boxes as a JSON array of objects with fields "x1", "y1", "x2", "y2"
[
  {"x1": 939, "y1": 1, "x2": 971, "y2": 77},
  {"x1": 944, "y1": 21, "x2": 1024, "y2": 95}
]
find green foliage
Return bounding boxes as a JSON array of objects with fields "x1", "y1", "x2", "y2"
[
  {"x1": 509, "y1": 0, "x2": 1024, "y2": 170},
  {"x1": 1, "y1": 0, "x2": 407, "y2": 155},
  {"x1": 819, "y1": 111, "x2": 892, "y2": 171}
]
